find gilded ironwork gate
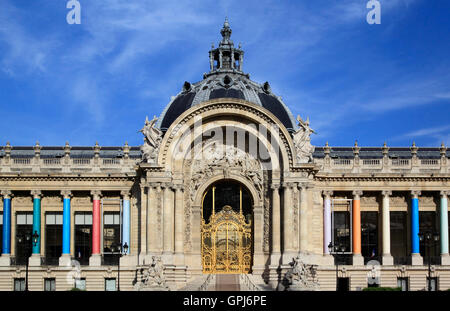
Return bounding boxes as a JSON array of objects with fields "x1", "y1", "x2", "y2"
[{"x1": 202, "y1": 205, "x2": 252, "y2": 274}]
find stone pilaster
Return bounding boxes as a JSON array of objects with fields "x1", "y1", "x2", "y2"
[
  {"x1": 173, "y1": 184, "x2": 185, "y2": 266},
  {"x1": 282, "y1": 182, "x2": 295, "y2": 263},
  {"x1": 162, "y1": 183, "x2": 174, "y2": 264}
]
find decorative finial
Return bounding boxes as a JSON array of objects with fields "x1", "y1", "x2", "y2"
[
  {"x1": 354, "y1": 140, "x2": 358, "y2": 147},
  {"x1": 325, "y1": 141, "x2": 329, "y2": 147},
  {"x1": 383, "y1": 141, "x2": 387, "y2": 148},
  {"x1": 220, "y1": 17, "x2": 232, "y2": 42},
  {"x1": 412, "y1": 141, "x2": 416, "y2": 147}
]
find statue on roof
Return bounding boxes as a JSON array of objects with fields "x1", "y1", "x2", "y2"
[
  {"x1": 140, "y1": 116, "x2": 163, "y2": 164},
  {"x1": 293, "y1": 115, "x2": 316, "y2": 164}
]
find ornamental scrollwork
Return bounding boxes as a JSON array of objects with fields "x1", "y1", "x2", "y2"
[{"x1": 189, "y1": 141, "x2": 263, "y2": 202}]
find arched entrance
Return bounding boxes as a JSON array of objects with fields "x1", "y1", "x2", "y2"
[{"x1": 201, "y1": 180, "x2": 253, "y2": 274}]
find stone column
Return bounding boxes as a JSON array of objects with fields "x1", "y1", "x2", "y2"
[
  {"x1": 174, "y1": 184, "x2": 185, "y2": 266},
  {"x1": 89, "y1": 190, "x2": 102, "y2": 266},
  {"x1": 252, "y1": 205, "x2": 265, "y2": 274},
  {"x1": 411, "y1": 190, "x2": 423, "y2": 266},
  {"x1": 139, "y1": 183, "x2": 147, "y2": 263},
  {"x1": 381, "y1": 190, "x2": 393, "y2": 265},
  {"x1": 440, "y1": 191, "x2": 449, "y2": 265},
  {"x1": 282, "y1": 182, "x2": 294, "y2": 263},
  {"x1": 270, "y1": 184, "x2": 281, "y2": 265},
  {"x1": 322, "y1": 190, "x2": 333, "y2": 255},
  {"x1": 191, "y1": 205, "x2": 202, "y2": 273},
  {"x1": 121, "y1": 190, "x2": 131, "y2": 254},
  {"x1": 352, "y1": 190, "x2": 364, "y2": 265},
  {"x1": 147, "y1": 184, "x2": 158, "y2": 255},
  {"x1": 59, "y1": 190, "x2": 72, "y2": 266},
  {"x1": 120, "y1": 190, "x2": 137, "y2": 266},
  {"x1": 29, "y1": 190, "x2": 43, "y2": 266},
  {"x1": 299, "y1": 183, "x2": 309, "y2": 253},
  {"x1": 162, "y1": 183, "x2": 174, "y2": 264},
  {"x1": 0, "y1": 190, "x2": 12, "y2": 266}
]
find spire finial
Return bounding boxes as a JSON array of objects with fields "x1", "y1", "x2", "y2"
[{"x1": 220, "y1": 17, "x2": 232, "y2": 43}]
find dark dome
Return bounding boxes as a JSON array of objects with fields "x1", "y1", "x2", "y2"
[{"x1": 156, "y1": 20, "x2": 298, "y2": 133}]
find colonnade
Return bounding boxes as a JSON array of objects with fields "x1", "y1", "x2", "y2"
[
  {"x1": 322, "y1": 190, "x2": 450, "y2": 265},
  {"x1": 0, "y1": 190, "x2": 131, "y2": 266}
]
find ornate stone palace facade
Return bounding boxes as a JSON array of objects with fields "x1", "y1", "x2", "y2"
[{"x1": 0, "y1": 21, "x2": 449, "y2": 291}]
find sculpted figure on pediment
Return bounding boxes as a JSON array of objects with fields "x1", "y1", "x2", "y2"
[
  {"x1": 293, "y1": 115, "x2": 316, "y2": 164},
  {"x1": 140, "y1": 116, "x2": 163, "y2": 164}
]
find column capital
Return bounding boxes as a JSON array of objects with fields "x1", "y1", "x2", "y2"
[
  {"x1": 322, "y1": 190, "x2": 333, "y2": 198},
  {"x1": 120, "y1": 190, "x2": 131, "y2": 200},
  {"x1": 440, "y1": 190, "x2": 449, "y2": 198},
  {"x1": 172, "y1": 184, "x2": 184, "y2": 192},
  {"x1": 148, "y1": 182, "x2": 160, "y2": 189},
  {"x1": 282, "y1": 182, "x2": 295, "y2": 189},
  {"x1": 271, "y1": 184, "x2": 280, "y2": 190},
  {"x1": 90, "y1": 190, "x2": 102, "y2": 200},
  {"x1": 31, "y1": 190, "x2": 42, "y2": 199},
  {"x1": 298, "y1": 182, "x2": 311, "y2": 190},
  {"x1": 411, "y1": 190, "x2": 421, "y2": 198},
  {"x1": 60, "y1": 190, "x2": 72, "y2": 199},
  {"x1": 162, "y1": 182, "x2": 173, "y2": 189},
  {"x1": 1, "y1": 190, "x2": 13, "y2": 199},
  {"x1": 352, "y1": 190, "x2": 363, "y2": 199},
  {"x1": 381, "y1": 190, "x2": 392, "y2": 197}
]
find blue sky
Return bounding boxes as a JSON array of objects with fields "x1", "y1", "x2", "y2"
[{"x1": 0, "y1": 0, "x2": 449, "y2": 147}]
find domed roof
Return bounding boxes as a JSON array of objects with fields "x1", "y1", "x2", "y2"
[{"x1": 157, "y1": 19, "x2": 298, "y2": 133}]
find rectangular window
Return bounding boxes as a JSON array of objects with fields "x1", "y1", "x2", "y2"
[
  {"x1": 14, "y1": 278, "x2": 25, "y2": 291},
  {"x1": 15, "y1": 213, "x2": 33, "y2": 265},
  {"x1": 75, "y1": 212, "x2": 92, "y2": 266},
  {"x1": 74, "y1": 278, "x2": 86, "y2": 290},
  {"x1": 105, "y1": 278, "x2": 116, "y2": 291},
  {"x1": 390, "y1": 212, "x2": 408, "y2": 264},
  {"x1": 397, "y1": 277, "x2": 409, "y2": 291},
  {"x1": 44, "y1": 278, "x2": 56, "y2": 291},
  {"x1": 419, "y1": 211, "x2": 440, "y2": 265},
  {"x1": 45, "y1": 212, "x2": 63, "y2": 265},
  {"x1": 103, "y1": 212, "x2": 121, "y2": 265},
  {"x1": 426, "y1": 277, "x2": 438, "y2": 291},
  {"x1": 361, "y1": 211, "x2": 379, "y2": 262},
  {"x1": 333, "y1": 211, "x2": 351, "y2": 253}
]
